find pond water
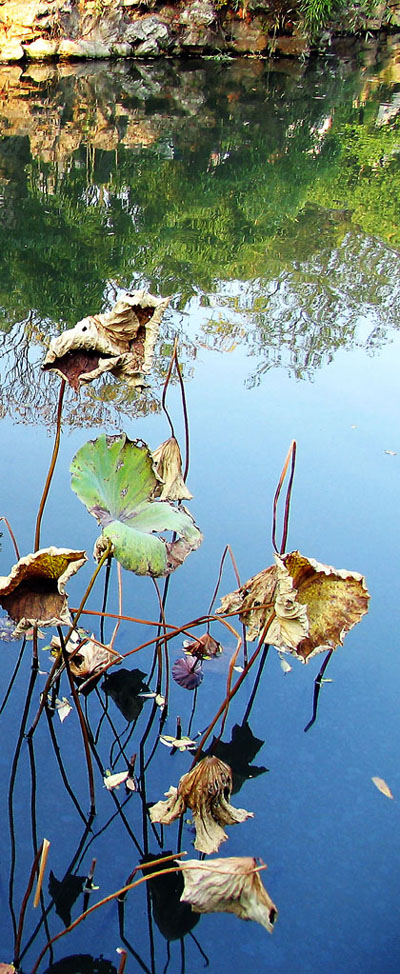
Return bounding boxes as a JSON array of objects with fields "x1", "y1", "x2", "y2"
[{"x1": 0, "y1": 41, "x2": 400, "y2": 974}]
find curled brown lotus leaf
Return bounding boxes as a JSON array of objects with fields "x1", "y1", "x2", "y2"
[
  {"x1": 0, "y1": 547, "x2": 87, "y2": 636},
  {"x1": 184, "y1": 632, "x2": 222, "y2": 658},
  {"x1": 43, "y1": 290, "x2": 170, "y2": 391},
  {"x1": 218, "y1": 565, "x2": 277, "y2": 642},
  {"x1": 50, "y1": 631, "x2": 121, "y2": 681},
  {"x1": 149, "y1": 756, "x2": 253, "y2": 854},
  {"x1": 219, "y1": 551, "x2": 369, "y2": 663},
  {"x1": 180, "y1": 856, "x2": 277, "y2": 933},
  {"x1": 151, "y1": 437, "x2": 192, "y2": 501}
]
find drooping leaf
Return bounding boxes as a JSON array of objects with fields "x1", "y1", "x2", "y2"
[
  {"x1": 149, "y1": 756, "x2": 253, "y2": 855},
  {"x1": 101, "y1": 668, "x2": 149, "y2": 721},
  {"x1": 180, "y1": 857, "x2": 277, "y2": 933},
  {"x1": 183, "y1": 632, "x2": 222, "y2": 659},
  {"x1": 219, "y1": 551, "x2": 370, "y2": 663},
  {"x1": 141, "y1": 852, "x2": 200, "y2": 941},
  {"x1": 152, "y1": 437, "x2": 192, "y2": 501},
  {"x1": 50, "y1": 631, "x2": 121, "y2": 690},
  {"x1": 70, "y1": 434, "x2": 202, "y2": 577},
  {"x1": 0, "y1": 548, "x2": 87, "y2": 637},
  {"x1": 371, "y1": 776, "x2": 394, "y2": 799},
  {"x1": 172, "y1": 656, "x2": 203, "y2": 690},
  {"x1": 43, "y1": 290, "x2": 170, "y2": 391}
]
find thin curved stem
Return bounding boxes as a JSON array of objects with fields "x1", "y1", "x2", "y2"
[
  {"x1": 0, "y1": 516, "x2": 20, "y2": 560},
  {"x1": 34, "y1": 379, "x2": 66, "y2": 552}
]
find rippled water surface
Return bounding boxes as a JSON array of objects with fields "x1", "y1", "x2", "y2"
[{"x1": 0, "y1": 43, "x2": 400, "y2": 974}]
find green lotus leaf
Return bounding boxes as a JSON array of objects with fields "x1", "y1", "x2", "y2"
[{"x1": 70, "y1": 434, "x2": 202, "y2": 576}]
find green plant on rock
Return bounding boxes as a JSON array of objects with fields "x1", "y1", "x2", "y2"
[{"x1": 299, "y1": 0, "x2": 344, "y2": 35}]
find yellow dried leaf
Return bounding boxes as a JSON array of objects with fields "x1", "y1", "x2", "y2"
[
  {"x1": 219, "y1": 550, "x2": 370, "y2": 663},
  {"x1": 152, "y1": 437, "x2": 192, "y2": 501}
]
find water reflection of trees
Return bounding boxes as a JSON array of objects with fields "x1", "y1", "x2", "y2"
[
  {"x1": 201, "y1": 216, "x2": 400, "y2": 382},
  {"x1": 1, "y1": 51, "x2": 400, "y2": 423}
]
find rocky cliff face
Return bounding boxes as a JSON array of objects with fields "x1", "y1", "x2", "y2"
[{"x1": 0, "y1": 0, "x2": 400, "y2": 61}]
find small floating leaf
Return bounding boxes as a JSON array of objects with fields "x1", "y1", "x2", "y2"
[
  {"x1": 279, "y1": 653, "x2": 292, "y2": 674},
  {"x1": 371, "y1": 776, "x2": 394, "y2": 799},
  {"x1": 104, "y1": 771, "x2": 129, "y2": 791},
  {"x1": 172, "y1": 657, "x2": 203, "y2": 689},
  {"x1": 55, "y1": 697, "x2": 73, "y2": 723},
  {"x1": 160, "y1": 735, "x2": 197, "y2": 751}
]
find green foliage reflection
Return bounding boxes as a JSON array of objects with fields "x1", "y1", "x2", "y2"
[{"x1": 0, "y1": 50, "x2": 399, "y2": 419}]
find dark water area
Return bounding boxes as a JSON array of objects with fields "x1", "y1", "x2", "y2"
[{"x1": 0, "y1": 41, "x2": 400, "y2": 974}]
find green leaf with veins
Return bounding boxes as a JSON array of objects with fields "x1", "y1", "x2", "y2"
[{"x1": 70, "y1": 433, "x2": 202, "y2": 576}]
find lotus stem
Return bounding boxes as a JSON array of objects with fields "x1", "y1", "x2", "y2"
[
  {"x1": 34, "y1": 379, "x2": 66, "y2": 552},
  {"x1": 13, "y1": 842, "x2": 43, "y2": 968},
  {"x1": 0, "y1": 515, "x2": 20, "y2": 560},
  {"x1": 272, "y1": 439, "x2": 296, "y2": 555},
  {"x1": 58, "y1": 627, "x2": 96, "y2": 815},
  {"x1": 304, "y1": 649, "x2": 333, "y2": 732}
]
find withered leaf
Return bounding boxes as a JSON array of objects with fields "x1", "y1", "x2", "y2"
[
  {"x1": 43, "y1": 290, "x2": 170, "y2": 391},
  {"x1": 183, "y1": 632, "x2": 222, "y2": 659},
  {"x1": 159, "y1": 735, "x2": 197, "y2": 752},
  {"x1": 0, "y1": 548, "x2": 87, "y2": 637},
  {"x1": 51, "y1": 632, "x2": 121, "y2": 688},
  {"x1": 181, "y1": 857, "x2": 277, "y2": 933},
  {"x1": 371, "y1": 776, "x2": 394, "y2": 799},
  {"x1": 219, "y1": 551, "x2": 370, "y2": 663},
  {"x1": 149, "y1": 756, "x2": 253, "y2": 854},
  {"x1": 152, "y1": 437, "x2": 192, "y2": 501}
]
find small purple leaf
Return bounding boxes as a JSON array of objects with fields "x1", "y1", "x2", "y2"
[{"x1": 172, "y1": 657, "x2": 203, "y2": 690}]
